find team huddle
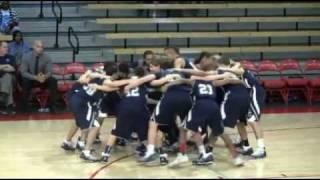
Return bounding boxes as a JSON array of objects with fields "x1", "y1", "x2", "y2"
[{"x1": 60, "y1": 47, "x2": 267, "y2": 167}]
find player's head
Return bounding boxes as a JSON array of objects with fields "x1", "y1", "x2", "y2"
[
  {"x1": 164, "y1": 47, "x2": 180, "y2": 61},
  {"x1": 104, "y1": 62, "x2": 117, "y2": 76},
  {"x1": 117, "y1": 62, "x2": 130, "y2": 79},
  {"x1": 215, "y1": 55, "x2": 231, "y2": 67},
  {"x1": 133, "y1": 66, "x2": 146, "y2": 78},
  {"x1": 149, "y1": 58, "x2": 162, "y2": 73},
  {"x1": 194, "y1": 51, "x2": 214, "y2": 71},
  {"x1": 143, "y1": 50, "x2": 155, "y2": 66}
]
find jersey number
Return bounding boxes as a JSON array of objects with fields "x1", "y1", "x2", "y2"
[
  {"x1": 127, "y1": 88, "x2": 140, "y2": 97},
  {"x1": 199, "y1": 84, "x2": 213, "y2": 95}
]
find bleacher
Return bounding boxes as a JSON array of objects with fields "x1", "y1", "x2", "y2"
[{"x1": 5, "y1": 1, "x2": 320, "y2": 106}]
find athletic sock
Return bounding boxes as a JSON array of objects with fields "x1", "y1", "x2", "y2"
[
  {"x1": 257, "y1": 139, "x2": 265, "y2": 149},
  {"x1": 145, "y1": 144, "x2": 155, "y2": 156},
  {"x1": 198, "y1": 145, "x2": 206, "y2": 155},
  {"x1": 242, "y1": 139, "x2": 249, "y2": 147},
  {"x1": 104, "y1": 145, "x2": 112, "y2": 155}
]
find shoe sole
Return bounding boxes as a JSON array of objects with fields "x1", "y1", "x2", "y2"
[
  {"x1": 251, "y1": 154, "x2": 267, "y2": 159},
  {"x1": 192, "y1": 162, "x2": 214, "y2": 166},
  {"x1": 61, "y1": 147, "x2": 75, "y2": 151}
]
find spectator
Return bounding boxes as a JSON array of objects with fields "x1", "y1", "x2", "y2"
[
  {"x1": 8, "y1": 30, "x2": 31, "y2": 66},
  {"x1": 0, "y1": 1, "x2": 19, "y2": 34},
  {"x1": 20, "y1": 40, "x2": 58, "y2": 113},
  {"x1": 0, "y1": 41, "x2": 16, "y2": 115}
]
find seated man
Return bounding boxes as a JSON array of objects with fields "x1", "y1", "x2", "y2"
[
  {"x1": 0, "y1": 41, "x2": 16, "y2": 115},
  {"x1": 19, "y1": 40, "x2": 58, "y2": 113}
]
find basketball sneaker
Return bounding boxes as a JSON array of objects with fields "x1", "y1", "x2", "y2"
[
  {"x1": 237, "y1": 146, "x2": 254, "y2": 156},
  {"x1": 168, "y1": 153, "x2": 189, "y2": 168},
  {"x1": 160, "y1": 153, "x2": 169, "y2": 166},
  {"x1": 233, "y1": 155, "x2": 245, "y2": 167},
  {"x1": 76, "y1": 140, "x2": 85, "y2": 151},
  {"x1": 135, "y1": 144, "x2": 146, "y2": 156},
  {"x1": 192, "y1": 153, "x2": 214, "y2": 166},
  {"x1": 138, "y1": 152, "x2": 159, "y2": 166},
  {"x1": 80, "y1": 150, "x2": 100, "y2": 162},
  {"x1": 61, "y1": 141, "x2": 75, "y2": 151},
  {"x1": 115, "y1": 138, "x2": 126, "y2": 147},
  {"x1": 101, "y1": 152, "x2": 110, "y2": 162},
  {"x1": 251, "y1": 148, "x2": 267, "y2": 159}
]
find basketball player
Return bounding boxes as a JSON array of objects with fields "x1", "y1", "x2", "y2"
[
  {"x1": 101, "y1": 67, "x2": 160, "y2": 162},
  {"x1": 61, "y1": 64, "x2": 131, "y2": 161},
  {"x1": 222, "y1": 60, "x2": 267, "y2": 158},
  {"x1": 170, "y1": 54, "x2": 245, "y2": 167}
]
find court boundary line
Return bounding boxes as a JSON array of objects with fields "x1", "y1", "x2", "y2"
[
  {"x1": 89, "y1": 153, "x2": 135, "y2": 179},
  {"x1": 89, "y1": 126, "x2": 320, "y2": 179}
]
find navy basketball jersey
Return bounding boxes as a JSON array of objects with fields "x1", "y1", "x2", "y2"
[
  {"x1": 242, "y1": 69, "x2": 261, "y2": 89},
  {"x1": 217, "y1": 69, "x2": 247, "y2": 93},
  {"x1": 121, "y1": 76, "x2": 148, "y2": 105},
  {"x1": 77, "y1": 78, "x2": 105, "y2": 104},
  {"x1": 192, "y1": 80, "x2": 216, "y2": 101}
]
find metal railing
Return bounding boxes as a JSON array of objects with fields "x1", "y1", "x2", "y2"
[
  {"x1": 51, "y1": 1, "x2": 63, "y2": 48},
  {"x1": 68, "y1": 26, "x2": 80, "y2": 63},
  {"x1": 38, "y1": 0, "x2": 44, "y2": 18}
]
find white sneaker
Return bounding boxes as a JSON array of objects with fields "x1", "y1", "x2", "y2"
[
  {"x1": 98, "y1": 111, "x2": 108, "y2": 118},
  {"x1": 251, "y1": 148, "x2": 267, "y2": 159},
  {"x1": 168, "y1": 153, "x2": 189, "y2": 168},
  {"x1": 233, "y1": 155, "x2": 245, "y2": 167}
]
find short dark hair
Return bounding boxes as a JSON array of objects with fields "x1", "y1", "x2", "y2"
[
  {"x1": 143, "y1": 50, "x2": 154, "y2": 59},
  {"x1": 164, "y1": 47, "x2": 180, "y2": 54},
  {"x1": 118, "y1": 61, "x2": 130, "y2": 75},
  {"x1": 134, "y1": 67, "x2": 145, "y2": 77},
  {"x1": 149, "y1": 58, "x2": 162, "y2": 66},
  {"x1": 12, "y1": 30, "x2": 23, "y2": 42},
  {"x1": 104, "y1": 62, "x2": 117, "y2": 76},
  {"x1": 194, "y1": 51, "x2": 212, "y2": 65}
]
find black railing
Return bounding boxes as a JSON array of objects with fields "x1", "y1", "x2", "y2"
[
  {"x1": 38, "y1": 0, "x2": 44, "y2": 18},
  {"x1": 52, "y1": 1, "x2": 63, "y2": 48},
  {"x1": 68, "y1": 26, "x2": 80, "y2": 63}
]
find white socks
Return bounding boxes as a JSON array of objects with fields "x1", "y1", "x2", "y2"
[
  {"x1": 257, "y1": 139, "x2": 265, "y2": 149},
  {"x1": 198, "y1": 145, "x2": 206, "y2": 155},
  {"x1": 145, "y1": 144, "x2": 155, "y2": 156}
]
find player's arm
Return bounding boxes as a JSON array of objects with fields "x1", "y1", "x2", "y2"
[
  {"x1": 88, "y1": 83, "x2": 119, "y2": 92},
  {"x1": 88, "y1": 72, "x2": 110, "y2": 79},
  {"x1": 173, "y1": 68, "x2": 216, "y2": 77},
  {"x1": 190, "y1": 73, "x2": 232, "y2": 82},
  {"x1": 103, "y1": 79, "x2": 131, "y2": 88},
  {"x1": 77, "y1": 70, "x2": 93, "y2": 84},
  {"x1": 125, "y1": 74, "x2": 157, "y2": 90},
  {"x1": 149, "y1": 74, "x2": 175, "y2": 87},
  {"x1": 228, "y1": 61, "x2": 245, "y2": 76},
  {"x1": 212, "y1": 77, "x2": 243, "y2": 87}
]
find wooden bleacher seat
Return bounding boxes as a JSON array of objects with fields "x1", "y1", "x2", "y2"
[
  {"x1": 95, "y1": 16, "x2": 320, "y2": 25},
  {"x1": 104, "y1": 30, "x2": 320, "y2": 39},
  {"x1": 0, "y1": 34, "x2": 12, "y2": 41},
  {"x1": 87, "y1": 3, "x2": 320, "y2": 10},
  {"x1": 113, "y1": 45, "x2": 320, "y2": 55}
]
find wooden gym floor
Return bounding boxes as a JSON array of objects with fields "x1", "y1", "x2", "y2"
[{"x1": 0, "y1": 112, "x2": 320, "y2": 179}]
